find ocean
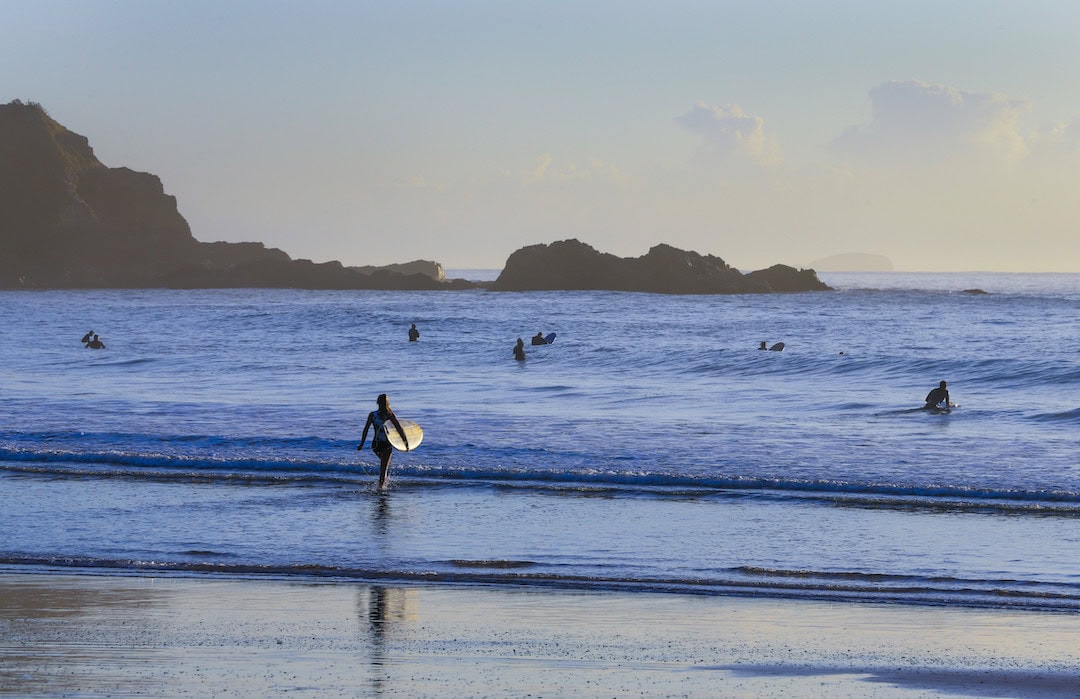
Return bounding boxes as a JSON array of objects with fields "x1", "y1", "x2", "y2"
[{"x1": 2, "y1": 272, "x2": 1078, "y2": 612}]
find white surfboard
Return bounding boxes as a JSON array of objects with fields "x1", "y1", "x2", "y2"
[{"x1": 385, "y1": 419, "x2": 423, "y2": 452}]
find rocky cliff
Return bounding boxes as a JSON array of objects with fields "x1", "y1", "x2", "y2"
[
  {"x1": 0, "y1": 101, "x2": 468, "y2": 289},
  {"x1": 489, "y1": 239, "x2": 830, "y2": 294}
]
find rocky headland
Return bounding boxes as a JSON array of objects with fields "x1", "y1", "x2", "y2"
[
  {"x1": 0, "y1": 101, "x2": 467, "y2": 290},
  {"x1": 1, "y1": 101, "x2": 829, "y2": 294}
]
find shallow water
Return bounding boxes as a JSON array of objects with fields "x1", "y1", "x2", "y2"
[{"x1": 2, "y1": 272, "x2": 1078, "y2": 609}]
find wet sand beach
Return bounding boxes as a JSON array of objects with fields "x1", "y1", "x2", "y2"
[{"x1": 1, "y1": 573, "x2": 1078, "y2": 697}]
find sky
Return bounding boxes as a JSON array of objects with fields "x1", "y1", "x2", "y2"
[{"x1": 3, "y1": 0, "x2": 1079, "y2": 272}]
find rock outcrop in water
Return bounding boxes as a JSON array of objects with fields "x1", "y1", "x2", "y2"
[
  {"x1": 489, "y1": 239, "x2": 830, "y2": 294},
  {"x1": 0, "y1": 100, "x2": 470, "y2": 290}
]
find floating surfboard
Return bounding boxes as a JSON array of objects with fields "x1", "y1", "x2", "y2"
[
  {"x1": 544, "y1": 332, "x2": 556, "y2": 344},
  {"x1": 385, "y1": 419, "x2": 423, "y2": 452}
]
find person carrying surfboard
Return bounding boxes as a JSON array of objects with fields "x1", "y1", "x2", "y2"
[{"x1": 358, "y1": 393, "x2": 409, "y2": 490}]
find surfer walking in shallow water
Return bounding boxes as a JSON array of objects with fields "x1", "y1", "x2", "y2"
[{"x1": 358, "y1": 393, "x2": 409, "y2": 491}]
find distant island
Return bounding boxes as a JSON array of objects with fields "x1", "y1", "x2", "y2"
[
  {"x1": 491, "y1": 239, "x2": 830, "y2": 294},
  {"x1": 0, "y1": 100, "x2": 828, "y2": 294}
]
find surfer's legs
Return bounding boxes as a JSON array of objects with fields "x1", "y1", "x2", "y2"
[{"x1": 376, "y1": 448, "x2": 393, "y2": 490}]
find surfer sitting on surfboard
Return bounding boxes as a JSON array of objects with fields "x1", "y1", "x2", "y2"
[
  {"x1": 531, "y1": 332, "x2": 548, "y2": 345},
  {"x1": 924, "y1": 380, "x2": 953, "y2": 411},
  {"x1": 358, "y1": 393, "x2": 409, "y2": 490}
]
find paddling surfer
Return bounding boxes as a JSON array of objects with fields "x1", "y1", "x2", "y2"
[
  {"x1": 924, "y1": 380, "x2": 952, "y2": 411},
  {"x1": 358, "y1": 393, "x2": 409, "y2": 490}
]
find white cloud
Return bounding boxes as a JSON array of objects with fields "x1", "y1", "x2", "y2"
[
  {"x1": 831, "y1": 80, "x2": 1030, "y2": 168},
  {"x1": 1029, "y1": 117, "x2": 1080, "y2": 151},
  {"x1": 520, "y1": 153, "x2": 625, "y2": 185},
  {"x1": 676, "y1": 102, "x2": 781, "y2": 168}
]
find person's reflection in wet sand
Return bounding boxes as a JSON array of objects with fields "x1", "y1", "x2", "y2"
[
  {"x1": 358, "y1": 585, "x2": 416, "y2": 696},
  {"x1": 368, "y1": 586, "x2": 390, "y2": 650}
]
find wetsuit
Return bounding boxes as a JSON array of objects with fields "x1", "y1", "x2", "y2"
[
  {"x1": 368, "y1": 410, "x2": 393, "y2": 455},
  {"x1": 925, "y1": 387, "x2": 949, "y2": 408}
]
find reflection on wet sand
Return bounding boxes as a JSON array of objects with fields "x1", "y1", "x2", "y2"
[
  {"x1": 358, "y1": 585, "x2": 418, "y2": 695},
  {"x1": 4, "y1": 573, "x2": 1078, "y2": 697}
]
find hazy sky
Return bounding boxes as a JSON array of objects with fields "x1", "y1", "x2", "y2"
[{"x1": 4, "y1": 0, "x2": 1079, "y2": 271}]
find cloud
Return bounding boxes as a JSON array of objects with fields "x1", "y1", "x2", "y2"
[
  {"x1": 520, "y1": 153, "x2": 625, "y2": 185},
  {"x1": 1029, "y1": 116, "x2": 1080, "y2": 150},
  {"x1": 676, "y1": 102, "x2": 781, "y2": 168},
  {"x1": 830, "y1": 80, "x2": 1030, "y2": 168},
  {"x1": 1020, "y1": 116, "x2": 1080, "y2": 179}
]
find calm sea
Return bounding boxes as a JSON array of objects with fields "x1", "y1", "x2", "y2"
[{"x1": 2, "y1": 272, "x2": 1078, "y2": 611}]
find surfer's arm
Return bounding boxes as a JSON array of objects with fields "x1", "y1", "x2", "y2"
[
  {"x1": 389, "y1": 414, "x2": 409, "y2": 449},
  {"x1": 358, "y1": 414, "x2": 373, "y2": 450}
]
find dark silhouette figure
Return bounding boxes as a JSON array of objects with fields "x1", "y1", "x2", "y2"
[
  {"x1": 531, "y1": 332, "x2": 548, "y2": 346},
  {"x1": 81, "y1": 330, "x2": 94, "y2": 345},
  {"x1": 86, "y1": 334, "x2": 105, "y2": 349},
  {"x1": 759, "y1": 341, "x2": 767, "y2": 350},
  {"x1": 513, "y1": 338, "x2": 526, "y2": 361},
  {"x1": 924, "y1": 380, "x2": 952, "y2": 410},
  {"x1": 358, "y1": 393, "x2": 409, "y2": 491},
  {"x1": 408, "y1": 323, "x2": 420, "y2": 342}
]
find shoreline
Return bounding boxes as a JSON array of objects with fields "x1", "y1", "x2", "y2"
[{"x1": 2, "y1": 572, "x2": 1078, "y2": 697}]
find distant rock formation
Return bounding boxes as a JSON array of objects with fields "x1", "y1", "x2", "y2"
[
  {"x1": 489, "y1": 239, "x2": 830, "y2": 294},
  {"x1": 808, "y1": 252, "x2": 894, "y2": 272},
  {"x1": 351, "y1": 259, "x2": 445, "y2": 281},
  {"x1": 0, "y1": 100, "x2": 471, "y2": 290}
]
